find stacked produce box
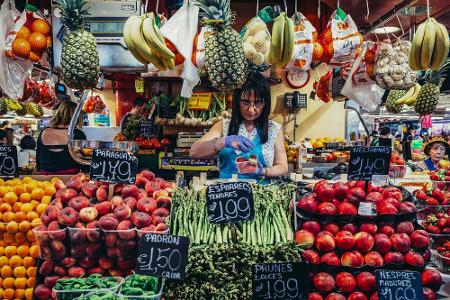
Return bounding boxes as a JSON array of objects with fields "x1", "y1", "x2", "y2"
[
  {"x1": 295, "y1": 180, "x2": 444, "y2": 299},
  {"x1": 0, "y1": 177, "x2": 57, "y2": 300}
]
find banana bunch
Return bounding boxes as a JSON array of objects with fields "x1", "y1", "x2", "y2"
[
  {"x1": 268, "y1": 12, "x2": 294, "y2": 67},
  {"x1": 395, "y1": 83, "x2": 421, "y2": 106},
  {"x1": 409, "y1": 18, "x2": 449, "y2": 70},
  {"x1": 3, "y1": 98, "x2": 23, "y2": 112},
  {"x1": 26, "y1": 102, "x2": 44, "y2": 117},
  {"x1": 123, "y1": 13, "x2": 175, "y2": 71}
]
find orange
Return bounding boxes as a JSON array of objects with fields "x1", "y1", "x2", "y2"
[
  {"x1": 366, "y1": 63, "x2": 375, "y2": 79},
  {"x1": 25, "y1": 266, "x2": 35, "y2": 277},
  {"x1": 12, "y1": 202, "x2": 23, "y2": 213},
  {"x1": 3, "y1": 192, "x2": 17, "y2": 205},
  {"x1": 0, "y1": 222, "x2": 4, "y2": 232},
  {"x1": 29, "y1": 246, "x2": 39, "y2": 259},
  {"x1": 41, "y1": 195, "x2": 51, "y2": 205},
  {"x1": 2, "y1": 233, "x2": 14, "y2": 244},
  {"x1": 0, "y1": 186, "x2": 10, "y2": 197},
  {"x1": 11, "y1": 38, "x2": 31, "y2": 59},
  {"x1": 8, "y1": 256, "x2": 22, "y2": 268},
  {"x1": 26, "y1": 278, "x2": 34, "y2": 289},
  {"x1": 15, "y1": 288, "x2": 25, "y2": 299},
  {"x1": 30, "y1": 217, "x2": 41, "y2": 227},
  {"x1": 5, "y1": 221, "x2": 18, "y2": 233},
  {"x1": 51, "y1": 177, "x2": 61, "y2": 183},
  {"x1": 27, "y1": 32, "x2": 47, "y2": 52},
  {"x1": 31, "y1": 188, "x2": 44, "y2": 201},
  {"x1": 30, "y1": 200, "x2": 39, "y2": 210},
  {"x1": 313, "y1": 42, "x2": 323, "y2": 61},
  {"x1": 36, "y1": 203, "x2": 47, "y2": 215},
  {"x1": 0, "y1": 241, "x2": 5, "y2": 248},
  {"x1": 2, "y1": 277, "x2": 14, "y2": 289},
  {"x1": 3, "y1": 288, "x2": 14, "y2": 299},
  {"x1": 4, "y1": 246, "x2": 16, "y2": 258},
  {"x1": 0, "y1": 203, "x2": 12, "y2": 213},
  {"x1": 15, "y1": 232, "x2": 26, "y2": 243},
  {"x1": 0, "y1": 256, "x2": 8, "y2": 267},
  {"x1": 26, "y1": 211, "x2": 39, "y2": 222},
  {"x1": 324, "y1": 28, "x2": 333, "y2": 44},
  {"x1": 365, "y1": 50, "x2": 375, "y2": 64},
  {"x1": 19, "y1": 193, "x2": 31, "y2": 204},
  {"x1": 44, "y1": 185, "x2": 56, "y2": 196},
  {"x1": 22, "y1": 177, "x2": 32, "y2": 184},
  {"x1": 1, "y1": 265, "x2": 12, "y2": 278},
  {"x1": 17, "y1": 246, "x2": 29, "y2": 258},
  {"x1": 327, "y1": 43, "x2": 334, "y2": 57},
  {"x1": 14, "y1": 278, "x2": 26, "y2": 289},
  {"x1": 313, "y1": 31, "x2": 319, "y2": 41},
  {"x1": 14, "y1": 212, "x2": 27, "y2": 223},
  {"x1": 0, "y1": 277, "x2": 2, "y2": 287},
  {"x1": 22, "y1": 257, "x2": 34, "y2": 268},
  {"x1": 0, "y1": 247, "x2": 4, "y2": 256},
  {"x1": 16, "y1": 26, "x2": 30, "y2": 40},
  {"x1": 25, "y1": 184, "x2": 36, "y2": 194},
  {"x1": 13, "y1": 185, "x2": 24, "y2": 196},
  {"x1": 20, "y1": 203, "x2": 33, "y2": 214},
  {"x1": 26, "y1": 230, "x2": 36, "y2": 243},
  {"x1": 13, "y1": 266, "x2": 26, "y2": 278},
  {"x1": 2, "y1": 212, "x2": 15, "y2": 223},
  {"x1": 18, "y1": 221, "x2": 31, "y2": 234},
  {"x1": 0, "y1": 287, "x2": 3, "y2": 298}
]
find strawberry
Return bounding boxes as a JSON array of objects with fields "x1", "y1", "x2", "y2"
[
  {"x1": 414, "y1": 189, "x2": 428, "y2": 201},
  {"x1": 426, "y1": 198, "x2": 440, "y2": 205},
  {"x1": 430, "y1": 173, "x2": 439, "y2": 180},
  {"x1": 427, "y1": 225, "x2": 441, "y2": 234},
  {"x1": 436, "y1": 212, "x2": 446, "y2": 218},
  {"x1": 438, "y1": 218, "x2": 448, "y2": 229},
  {"x1": 432, "y1": 190, "x2": 446, "y2": 203}
]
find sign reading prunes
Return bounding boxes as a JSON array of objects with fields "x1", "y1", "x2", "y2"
[
  {"x1": 90, "y1": 149, "x2": 138, "y2": 184},
  {"x1": 0, "y1": 146, "x2": 18, "y2": 177},
  {"x1": 136, "y1": 233, "x2": 189, "y2": 280},
  {"x1": 375, "y1": 269, "x2": 423, "y2": 300},
  {"x1": 348, "y1": 146, "x2": 391, "y2": 181},
  {"x1": 206, "y1": 182, "x2": 254, "y2": 224},
  {"x1": 252, "y1": 262, "x2": 308, "y2": 300}
]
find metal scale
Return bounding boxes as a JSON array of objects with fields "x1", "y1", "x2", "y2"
[{"x1": 51, "y1": 0, "x2": 145, "y2": 71}]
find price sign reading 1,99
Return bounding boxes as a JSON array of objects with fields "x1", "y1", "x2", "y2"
[
  {"x1": 252, "y1": 262, "x2": 308, "y2": 300},
  {"x1": 136, "y1": 233, "x2": 189, "y2": 280},
  {"x1": 206, "y1": 182, "x2": 254, "y2": 224}
]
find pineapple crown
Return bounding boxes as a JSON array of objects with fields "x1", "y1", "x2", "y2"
[
  {"x1": 422, "y1": 58, "x2": 450, "y2": 86},
  {"x1": 56, "y1": 0, "x2": 91, "y2": 31},
  {"x1": 193, "y1": 0, "x2": 235, "y2": 28}
]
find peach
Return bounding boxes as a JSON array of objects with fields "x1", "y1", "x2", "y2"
[
  {"x1": 383, "y1": 251, "x2": 405, "y2": 265},
  {"x1": 95, "y1": 201, "x2": 111, "y2": 216},
  {"x1": 98, "y1": 256, "x2": 114, "y2": 270},
  {"x1": 335, "y1": 272, "x2": 356, "y2": 292},
  {"x1": 356, "y1": 272, "x2": 376, "y2": 292},
  {"x1": 58, "y1": 207, "x2": 79, "y2": 227},
  {"x1": 317, "y1": 202, "x2": 337, "y2": 215},
  {"x1": 66, "y1": 179, "x2": 82, "y2": 191},
  {"x1": 325, "y1": 293, "x2": 346, "y2": 300},
  {"x1": 364, "y1": 251, "x2": 384, "y2": 266},
  {"x1": 354, "y1": 232, "x2": 374, "y2": 252},
  {"x1": 374, "y1": 233, "x2": 392, "y2": 254},
  {"x1": 410, "y1": 230, "x2": 430, "y2": 249},
  {"x1": 341, "y1": 223, "x2": 358, "y2": 235},
  {"x1": 136, "y1": 197, "x2": 157, "y2": 214},
  {"x1": 379, "y1": 225, "x2": 394, "y2": 237},
  {"x1": 313, "y1": 272, "x2": 335, "y2": 292},
  {"x1": 323, "y1": 223, "x2": 339, "y2": 236},
  {"x1": 315, "y1": 231, "x2": 336, "y2": 252},
  {"x1": 113, "y1": 204, "x2": 132, "y2": 221},
  {"x1": 86, "y1": 221, "x2": 101, "y2": 242},
  {"x1": 301, "y1": 221, "x2": 321, "y2": 235},
  {"x1": 294, "y1": 230, "x2": 315, "y2": 248},
  {"x1": 405, "y1": 251, "x2": 425, "y2": 267},
  {"x1": 348, "y1": 292, "x2": 368, "y2": 300},
  {"x1": 341, "y1": 250, "x2": 364, "y2": 267},
  {"x1": 96, "y1": 186, "x2": 108, "y2": 202},
  {"x1": 41, "y1": 206, "x2": 60, "y2": 226},
  {"x1": 79, "y1": 207, "x2": 98, "y2": 223},
  {"x1": 390, "y1": 233, "x2": 411, "y2": 253},
  {"x1": 98, "y1": 215, "x2": 119, "y2": 230},
  {"x1": 320, "y1": 252, "x2": 341, "y2": 266},
  {"x1": 122, "y1": 184, "x2": 139, "y2": 198},
  {"x1": 338, "y1": 202, "x2": 357, "y2": 215},
  {"x1": 335, "y1": 231, "x2": 355, "y2": 251},
  {"x1": 81, "y1": 182, "x2": 98, "y2": 198},
  {"x1": 421, "y1": 268, "x2": 443, "y2": 285},
  {"x1": 423, "y1": 287, "x2": 437, "y2": 300},
  {"x1": 297, "y1": 195, "x2": 318, "y2": 213},
  {"x1": 131, "y1": 211, "x2": 152, "y2": 228},
  {"x1": 68, "y1": 266, "x2": 86, "y2": 278},
  {"x1": 395, "y1": 221, "x2": 414, "y2": 235},
  {"x1": 117, "y1": 220, "x2": 136, "y2": 240},
  {"x1": 359, "y1": 223, "x2": 378, "y2": 235},
  {"x1": 123, "y1": 196, "x2": 137, "y2": 210},
  {"x1": 308, "y1": 293, "x2": 324, "y2": 300},
  {"x1": 302, "y1": 249, "x2": 320, "y2": 264}
]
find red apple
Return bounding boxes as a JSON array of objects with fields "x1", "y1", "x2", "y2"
[
  {"x1": 382, "y1": 187, "x2": 402, "y2": 201},
  {"x1": 335, "y1": 231, "x2": 355, "y2": 251},
  {"x1": 308, "y1": 293, "x2": 324, "y2": 300},
  {"x1": 316, "y1": 184, "x2": 335, "y2": 202},
  {"x1": 320, "y1": 252, "x2": 341, "y2": 266},
  {"x1": 301, "y1": 221, "x2": 321, "y2": 235},
  {"x1": 354, "y1": 232, "x2": 375, "y2": 252},
  {"x1": 341, "y1": 250, "x2": 364, "y2": 267},
  {"x1": 374, "y1": 233, "x2": 392, "y2": 254},
  {"x1": 294, "y1": 230, "x2": 315, "y2": 248},
  {"x1": 398, "y1": 202, "x2": 417, "y2": 213},
  {"x1": 364, "y1": 251, "x2": 384, "y2": 266},
  {"x1": 395, "y1": 221, "x2": 414, "y2": 235},
  {"x1": 359, "y1": 223, "x2": 378, "y2": 235},
  {"x1": 379, "y1": 225, "x2": 394, "y2": 237},
  {"x1": 333, "y1": 182, "x2": 350, "y2": 200},
  {"x1": 325, "y1": 293, "x2": 346, "y2": 300},
  {"x1": 383, "y1": 251, "x2": 405, "y2": 265},
  {"x1": 297, "y1": 195, "x2": 318, "y2": 213},
  {"x1": 335, "y1": 272, "x2": 356, "y2": 292},
  {"x1": 313, "y1": 272, "x2": 335, "y2": 292},
  {"x1": 315, "y1": 231, "x2": 336, "y2": 252},
  {"x1": 301, "y1": 249, "x2": 320, "y2": 264},
  {"x1": 423, "y1": 287, "x2": 437, "y2": 300},
  {"x1": 377, "y1": 203, "x2": 398, "y2": 215},
  {"x1": 356, "y1": 272, "x2": 376, "y2": 292},
  {"x1": 390, "y1": 233, "x2": 411, "y2": 253}
]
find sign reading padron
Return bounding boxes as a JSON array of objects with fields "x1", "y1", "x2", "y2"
[
  {"x1": 136, "y1": 233, "x2": 189, "y2": 280},
  {"x1": 0, "y1": 146, "x2": 18, "y2": 177},
  {"x1": 252, "y1": 262, "x2": 309, "y2": 300},
  {"x1": 206, "y1": 182, "x2": 254, "y2": 224},
  {"x1": 90, "y1": 149, "x2": 138, "y2": 184},
  {"x1": 375, "y1": 269, "x2": 423, "y2": 300},
  {"x1": 348, "y1": 146, "x2": 392, "y2": 181}
]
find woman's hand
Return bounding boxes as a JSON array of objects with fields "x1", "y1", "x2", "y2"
[{"x1": 225, "y1": 135, "x2": 254, "y2": 152}]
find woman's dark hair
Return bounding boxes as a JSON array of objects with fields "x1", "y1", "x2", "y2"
[
  {"x1": 20, "y1": 135, "x2": 36, "y2": 150},
  {"x1": 133, "y1": 97, "x2": 145, "y2": 108},
  {"x1": 228, "y1": 73, "x2": 271, "y2": 144},
  {"x1": 380, "y1": 127, "x2": 391, "y2": 136}
]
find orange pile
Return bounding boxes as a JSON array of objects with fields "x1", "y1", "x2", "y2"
[{"x1": 0, "y1": 177, "x2": 57, "y2": 300}]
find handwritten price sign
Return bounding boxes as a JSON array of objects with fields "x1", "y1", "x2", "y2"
[
  {"x1": 206, "y1": 182, "x2": 254, "y2": 224},
  {"x1": 375, "y1": 270, "x2": 423, "y2": 300},
  {"x1": 90, "y1": 149, "x2": 138, "y2": 184},
  {"x1": 0, "y1": 146, "x2": 18, "y2": 177},
  {"x1": 348, "y1": 146, "x2": 392, "y2": 181}
]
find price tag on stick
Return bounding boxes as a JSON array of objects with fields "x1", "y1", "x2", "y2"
[
  {"x1": 136, "y1": 233, "x2": 189, "y2": 280},
  {"x1": 252, "y1": 262, "x2": 309, "y2": 300},
  {"x1": 347, "y1": 146, "x2": 391, "y2": 181},
  {"x1": 90, "y1": 149, "x2": 138, "y2": 184},
  {"x1": 0, "y1": 146, "x2": 18, "y2": 177},
  {"x1": 375, "y1": 269, "x2": 423, "y2": 300},
  {"x1": 206, "y1": 182, "x2": 254, "y2": 224}
]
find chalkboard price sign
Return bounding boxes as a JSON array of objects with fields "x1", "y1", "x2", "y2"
[
  {"x1": 90, "y1": 149, "x2": 138, "y2": 184},
  {"x1": 136, "y1": 233, "x2": 189, "y2": 280},
  {"x1": 375, "y1": 269, "x2": 423, "y2": 300},
  {"x1": 348, "y1": 146, "x2": 392, "y2": 181},
  {"x1": 139, "y1": 119, "x2": 157, "y2": 138},
  {"x1": 206, "y1": 182, "x2": 254, "y2": 224},
  {"x1": 0, "y1": 146, "x2": 18, "y2": 177},
  {"x1": 252, "y1": 262, "x2": 308, "y2": 300}
]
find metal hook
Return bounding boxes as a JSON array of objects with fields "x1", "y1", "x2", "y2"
[
  {"x1": 144, "y1": 0, "x2": 149, "y2": 13},
  {"x1": 390, "y1": 14, "x2": 405, "y2": 40},
  {"x1": 337, "y1": 0, "x2": 340, "y2": 8},
  {"x1": 426, "y1": 0, "x2": 430, "y2": 18},
  {"x1": 256, "y1": 0, "x2": 259, "y2": 17},
  {"x1": 365, "y1": 0, "x2": 370, "y2": 21},
  {"x1": 317, "y1": 0, "x2": 321, "y2": 18},
  {"x1": 295, "y1": 0, "x2": 298, "y2": 14},
  {"x1": 282, "y1": 0, "x2": 287, "y2": 14},
  {"x1": 156, "y1": 0, "x2": 160, "y2": 14}
]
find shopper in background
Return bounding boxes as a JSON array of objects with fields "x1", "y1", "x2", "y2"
[
  {"x1": 402, "y1": 126, "x2": 416, "y2": 142},
  {"x1": 417, "y1": 138, "x2": 450, "y2": 171},
  {"x1": 120, "y1": 97, "x2": 146, "y2": 131},
  {"x1": 369, "y1": 130, "x2": 379, "y2": 146},
  {"x1": 190, "y1": 73, "x2": 288, "y2": 182},
  {"x1": 18, "y1": 135, "x2": 36, "y2": 172},
  {"x1": 0, "y1": 129, "x2": 7, "y2": 145},
  {"x1": 379, "y1": 127, "x2": 393, "y2": 147},
  {"x1": 36, "y1": 101, "x2": 86, "y2": 175}
]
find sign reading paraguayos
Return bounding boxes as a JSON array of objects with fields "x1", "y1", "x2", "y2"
[{"x1": 90, "y1": 149, "x2": 138, "y2": 184}]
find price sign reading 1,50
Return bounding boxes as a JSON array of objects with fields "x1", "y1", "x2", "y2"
[{"x1": 206, "y1": 182, "x2": 254, "y2": 224}]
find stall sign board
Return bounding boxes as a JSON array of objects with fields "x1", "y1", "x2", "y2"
[
  {"x1": 0, "y1": 146, "x2": 18, "y2": 177},
  {"x1": 348, "y1": 146, "x2": 391, "y2": 181},
  {"x1": 136, "y1": 233, "x2": 189, "y2": 280},
  {"x1": 139, "y1": 119, "x2": 157, "y2": 138},
  {"x1": 206, "y1": 182, "x2": 254, "y2": 224},
  {"x1": 375, "y1": 269, "x2": 423, "y2": 300},
  {"x1": 252, "y1": 262, "x2": 308, "y2": 300},
  {"x1": 90, "y1": 149, "x2": 138, "y2": 184},
  {"x1": 188, "y1": 92, "x2": 212, "y2": 110}
]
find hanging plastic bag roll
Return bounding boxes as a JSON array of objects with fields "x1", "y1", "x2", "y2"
[
  {"x1": 0, "y1": 0, "x2": 33, "y2": 99},
  {"x1": 160, "y1": 1, "x2": 200, "y2": 98}
]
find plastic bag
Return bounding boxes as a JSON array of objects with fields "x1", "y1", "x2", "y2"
[
  {"x1": 374, "y1": 39, "x2": 418, "y2": 90},
  {"x1": 349, "y1": 42, "x2": 377, "y2": 86},
  {"x1": 341, "y1": 52, "x2": 385, "y2": 112},
  {"x1": 191, "y1": 27, "x2": 211, "y2": 70},
  {"x1": 313, "y1": 70, "x2": 332, "y2": 103},
  {"x1": 319, "y1": 9, "x2": 362, "y2": 68},
  {"x1": 160, "y1": 0, "x2": 200, "y2": 98},
  {"x1": 0, "y1": 0, "x2": 33, "y2": 100},
  {"x1": 241, "y1": 16, "x2": 271, "y2": 72},
  {"x1": 286, "y1": 12, "x2": 316, "y2": 72}
]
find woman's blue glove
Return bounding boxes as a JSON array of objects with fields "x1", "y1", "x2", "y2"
[
  {"x1": 256, "y1": 161, "x2": 266, "y2": 176},
  {"x1": 225, "y1": 135, "x2": 254, "y2": 152}
]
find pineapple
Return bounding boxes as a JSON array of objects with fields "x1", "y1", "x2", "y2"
[
  {"x1": 414, "y1": 59, "x2": 450, "y2": 115},
  {"x1": 385, "y1": 90, "x2": 406, "y2": 114},
  {"x1": 56, "y1": 0, "x2": 99, "y2": 90},
  {"x1": 193, "y1": 0, "x2": 247, "y2": 91}
]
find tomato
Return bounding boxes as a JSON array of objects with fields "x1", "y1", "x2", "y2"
[
  {"x1": 150, "y1": 137, "x2": 160, "y2": 144},
  {"x1": 135, "y1": 137, "x2": 144, "y2": 142},
  {"x1": 153, "y1": 141, "x2": 161, "y2": 149},
  {"x1": 161, "y1": 138, "x2": 170, "y2": 146}
]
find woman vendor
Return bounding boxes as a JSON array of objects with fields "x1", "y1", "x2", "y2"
[
  {"x1": 417, "y1": 138, "x2": 449, "y2": 171},
  {"x1": 190, "y1": 73, "x2": 288, "y2": 182}
]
